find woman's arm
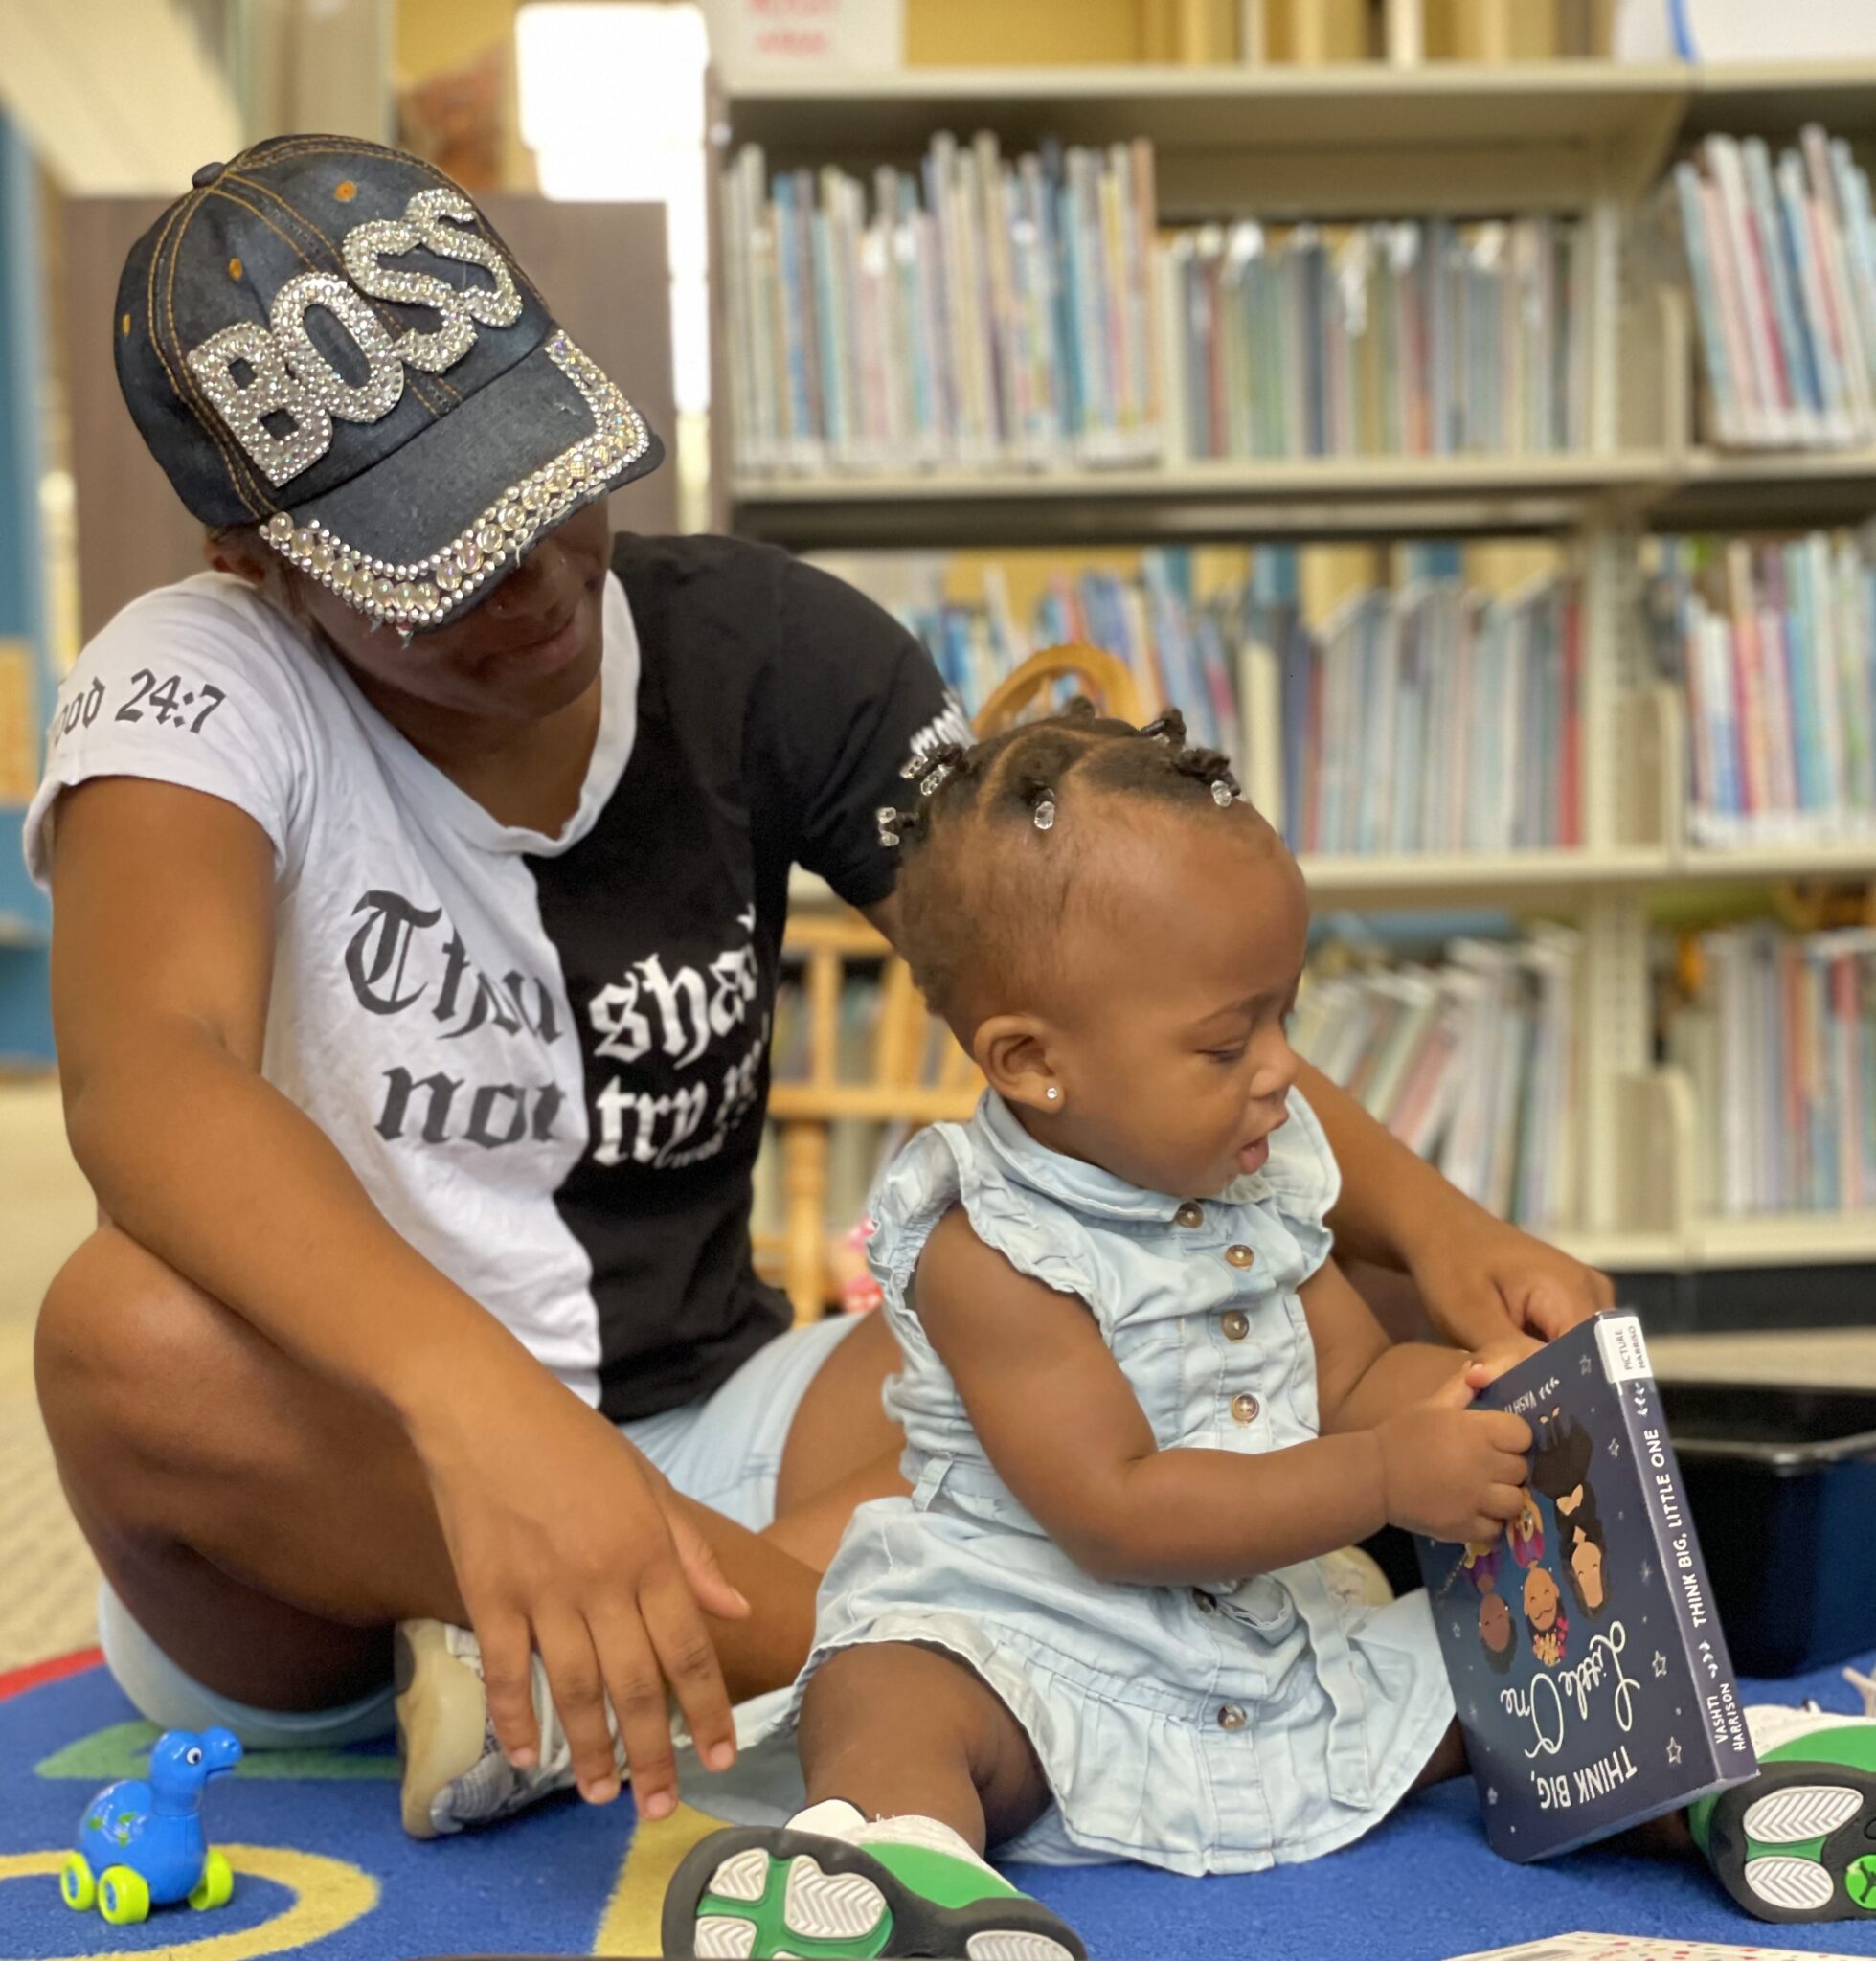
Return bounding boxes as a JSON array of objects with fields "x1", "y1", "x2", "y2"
[
  {"x1": 1306, "y1": 1255, "x2": 1543, "y2": 1434},
  {"x1": 913, "y1": 1211, "x2": 1532, "y2": 1583},
  {"x1": 50, "y1": 778, "x2": 744, "y2": 1808},
  {"x1": 1295, "y1": 1060, "x2": 1614, "y2": 1348}
]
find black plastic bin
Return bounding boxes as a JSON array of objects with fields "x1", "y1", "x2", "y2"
[{"x1": 1661, "y1": 1381, "x2": 1876, "y2": 1679}]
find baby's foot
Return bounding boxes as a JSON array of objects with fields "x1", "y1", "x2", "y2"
[
  {"x1": 1692, "y1": 1703, "x2": 1876, "y2": 1922},
  {"x1": 663, "y1": 1800, "x2": 1086, "y2": 1960}
]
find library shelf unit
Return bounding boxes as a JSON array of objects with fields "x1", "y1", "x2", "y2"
[{"x1": 712, "y1": 59, "x2": 1876, "y2": 1286}]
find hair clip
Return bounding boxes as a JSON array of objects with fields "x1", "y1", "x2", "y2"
[
  {"x1": 1141, "y1": 710, "x2": 1187, "y2": 745},
  {"x1": 919, "y1": 763, "x2": 952, "y2": 797},
  {"x1": 1033, "y1": 797, "x2": 1057, "y2": 832},
  {"x1": 1210, "y1": 780, "x2": 1236, "y2": 808},
  {"x1": 876, "y1": 804, "x2": 902, "y2": 847}
]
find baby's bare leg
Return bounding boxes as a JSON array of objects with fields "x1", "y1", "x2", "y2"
[
  {"x1": 1406, "y1": 1720, "x2": 1692, "y2": 1853},
  {"x1": 1412, "y1": 1718, "x2": 1469, "y2": 1792},
  {"x1": 799, "y1": 1643, "x2": 1051, "y2": 1854}
]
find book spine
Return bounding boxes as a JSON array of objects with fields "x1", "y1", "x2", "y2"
[
  {"x1": 1600, "y1": 1318, "x2": 1753, "y2": 1791},
  {"x1": 1804, "y1": 124, "x2": 1874, "y2": 439},
  {"x1": 1709, "y1": 137, "x2": 1796, "y2": 440},
  {"x1": 1760, "y1": 547, "x2": 1798, "y2": 815},
  {"x1": 1696, "y1": 169, "x2": 1760, "y2": 443},
  {"x1": 1743, "y1": 137, "x2": 1819, "y2": 429},
  {"x1": 1805, "y1": 532, "x2": 1848, "y2": 820},
  {"x1": 1725, "y1": 541, "x2": 1769, "y2": 822},
  {"x1": 1780, "y1": 150, "x2": 1849, "y2": 440}
]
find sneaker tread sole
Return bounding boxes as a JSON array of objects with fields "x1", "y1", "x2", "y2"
[
  {"x1": 1708, "y1": 1761, "x2": 1876, "y2": 1923},
  {"x1": 665, "y1": 1827, "x2": 1084, "y2": 1961}
]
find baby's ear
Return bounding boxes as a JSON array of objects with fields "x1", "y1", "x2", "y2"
[{"x1": 975, "y1": 1013, "x2": 1062, "y2": 1112}]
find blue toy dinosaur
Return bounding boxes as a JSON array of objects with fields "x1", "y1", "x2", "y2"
[{"x1": 60, "y1": 1725, "x2": 243, "y2": 1926}]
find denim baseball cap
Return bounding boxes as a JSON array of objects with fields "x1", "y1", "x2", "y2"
[{"x1": 115, "y1": 135, "x2": 663, "y2": 632}]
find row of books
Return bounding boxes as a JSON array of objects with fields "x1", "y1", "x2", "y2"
[
  {"x1": 830, "y1": 550, "x2": 1241, "y2": 755},
  {"x1": 721, "y1": 137, "x2": 1591, "y2": 474},
  {"x1": 751, "y1": 920, "x2": 1584, "y2": 1247},
  {"x1": 721, "y1": 135, "x2": 1161, "y2": 475},
  {"x1": 1672, "y1": 125, "x2": 1876, "y2": 449},
  {"x1": 1647, "y1": 530, "x2": 1876, "y2": 845},
  {"x1": 1164, "y1": 218, "x2": 1589, "y2": 462},
  {"x1": 1267, "y1": 576, "x2": 1582, "y2": 855},
  {"x1": 1292, "y1": 926, "x2": 1581, "y2": 1229},
  {"x1": 1663, "y1": 923, "x2": 1876, "y2": 1217},
  {"x1": 830, "y1": 548, "x2": 1583, "y2": 856}
]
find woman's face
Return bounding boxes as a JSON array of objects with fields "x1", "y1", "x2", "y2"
[
  {"x1": 229, "y1": 499, "x2": 614, "y2": 724},
  {"x1": 1480, "y1": 1590, "x2": 1512, "y2": 1653}
]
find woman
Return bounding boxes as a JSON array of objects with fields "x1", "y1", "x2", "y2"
[{"x1": 30, "y1": 137, "x2": 1609, "y2": 1842}]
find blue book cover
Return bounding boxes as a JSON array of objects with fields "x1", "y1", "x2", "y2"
[{"x1": 1413, "y1": 1312, "x2": 1757, "y2": 1862}]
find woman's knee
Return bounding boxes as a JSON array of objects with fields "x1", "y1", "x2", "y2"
[{"x1": 35, "y1": 1230, "x2": 249, "y2": 1494}]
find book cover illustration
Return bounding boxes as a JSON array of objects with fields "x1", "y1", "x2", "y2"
[{"x1": 1415, "y1": 1311, "x2": 1758, "y2": 1862}]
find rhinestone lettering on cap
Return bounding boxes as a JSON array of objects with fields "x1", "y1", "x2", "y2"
[
  {"x1": 260, "y1": 333, "x2": 647, "y2": 633},
  {"x1": 185, "y1": 185, "x2": 525, "y2": 489}
]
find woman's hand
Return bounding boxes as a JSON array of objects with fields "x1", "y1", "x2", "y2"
[
  {"x1": 1405, "y1": 1206, "x2": 1613, "y2": 1350},
  {"x1": 414, "y1": 1370, "x2": 749, "y2": 1819},
  {"x1": 1463, "y1": 1331, "x2": 1546, "y2": 1393}
]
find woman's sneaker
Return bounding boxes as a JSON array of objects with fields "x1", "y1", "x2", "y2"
[
  {"x1": 394, "y1": 1619, "x2": 606, "y2": 1837},
  {"x1": 1692, "y1": 1704, "x2": 1876, "y2": 1922},
  {"x1": 663, "y1": 1802, "x2": 1086, "y2": 1961}
]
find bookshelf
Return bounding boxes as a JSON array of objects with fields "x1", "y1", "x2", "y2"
[
  {"x1": 0, "y1": 116, "x2": 53, "y2": 1068},
  {"x1": 714, "y1": 58, "x2": 1876, "y2": 1285}
]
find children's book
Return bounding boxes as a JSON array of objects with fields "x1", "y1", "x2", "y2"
[
  {"x1": 1414, "y1": 1311, "x2": 1758, "y2": 1862},
  {"x1": 1450, "y1": 1937, "x2": 1876, "y2": 1961}
]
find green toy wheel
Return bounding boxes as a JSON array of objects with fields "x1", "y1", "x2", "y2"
[
  {"x1": 189, "y1": 1848, "x2": 235, "y2": 1911},
  {"x1": 58, "y1": 1852, "x2": 96, "y2": 1912},
  {"x1": 99, "y1": 1865, "x2": 150, "y2": 1926}
]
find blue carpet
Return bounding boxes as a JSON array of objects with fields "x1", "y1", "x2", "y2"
[{"x1": 2, "y1": 1648, "x2": 1873, "y2": 1961}]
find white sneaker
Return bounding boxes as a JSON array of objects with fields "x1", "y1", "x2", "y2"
[{"x1": 394, "y1": 1618, "x2": 616, "y2": 1838}]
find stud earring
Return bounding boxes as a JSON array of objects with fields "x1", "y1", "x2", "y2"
[{"x1": 1045, "y1": 1087, "x2": 1061, "y2": 1103}]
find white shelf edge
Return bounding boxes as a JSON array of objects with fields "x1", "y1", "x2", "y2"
[
  {"x1": 1517, "y1": 1214, "x2": 1876, "y2": 1271},
  {"x1": 721, "y1": 57, "x2": 1876, "y2": 117},
  {"x1": 733, "y1": 453, "x2": 1671, "y2": 506},
  {"x1": 1302, "y1": 847, "x2": 1669, "y2": 895},
  {"x1": 791, "y1": 847, "x2": 1876, "y2": 915},
  {"x1": 720, "y1": 60, "x2": 1695, "y2": 104},
  {"x1": 1548, "y1": 1228, "x2": 1688, "y2": 1272},
  {"x1": 731, "y1": 445, "x2": 1876, "y2": 512},
  {"x1": 1692, "y1": 1210, "x2": 1876, "y2": 1267},
  {"x1": 1675, "y1": 840, "x2": 1876, "y2": 880}
]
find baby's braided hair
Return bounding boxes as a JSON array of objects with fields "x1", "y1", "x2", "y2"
[{"x1": 881, "y1": 701, "x2": 1246, "y2": 1028}]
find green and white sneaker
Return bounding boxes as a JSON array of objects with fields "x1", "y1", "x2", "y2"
[
  {"x1": 1693, "y1": 1703, "x2": 1876, "y2": 1923},
  {"x1": 662, "y1": 1801, "x2": 1087, "y2": 1960}
]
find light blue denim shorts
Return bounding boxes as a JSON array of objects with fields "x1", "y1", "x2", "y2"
[{"x1": 99, "y1": 1312, "x2": 862, "y2": 1748}]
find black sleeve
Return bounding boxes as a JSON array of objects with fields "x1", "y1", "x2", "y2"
[{"x1": 757, "y1": 554, "x2": 971, "y2": 910}]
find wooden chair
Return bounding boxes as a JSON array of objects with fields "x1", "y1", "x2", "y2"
[{"x1": 756, "y1": 644, "x2": 1144, "y2": 1321}]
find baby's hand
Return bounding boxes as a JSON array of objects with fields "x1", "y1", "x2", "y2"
[
  {"x1": 1375, "y1": 1368, "x2": 1533, "y2": 1544},
  {"x1": 1462, "y1": 1332, "x2": 1544, "y2": 1395}
]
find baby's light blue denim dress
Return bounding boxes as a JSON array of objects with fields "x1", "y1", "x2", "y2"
[{"x1": 802, "y1": 1090, "x2": 1455, "y2": 1874}]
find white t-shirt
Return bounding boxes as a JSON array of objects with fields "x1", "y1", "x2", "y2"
[{"x1": 28, "y1": 533, "x2": 966, "y2": 1417}]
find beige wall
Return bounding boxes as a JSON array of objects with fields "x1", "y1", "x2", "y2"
[{"x1": 397, "y1": 0, "x2": 1247, "y2": 85}]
